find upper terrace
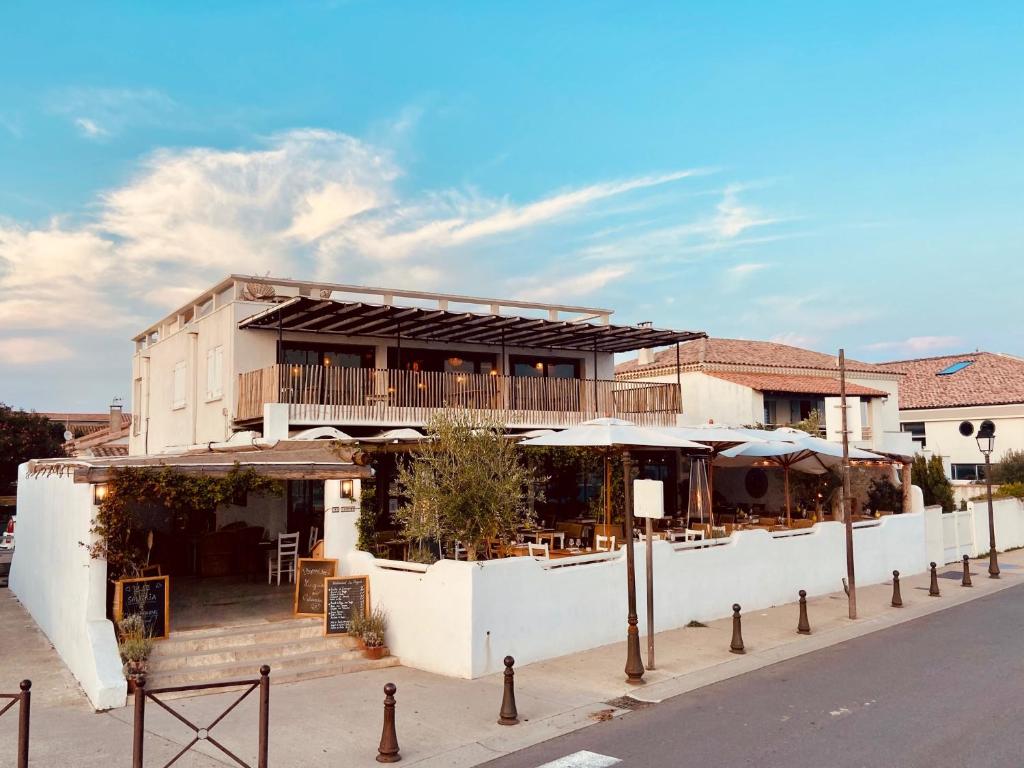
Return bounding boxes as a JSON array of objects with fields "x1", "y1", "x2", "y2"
[{"x1": 134, "y1": 276, "x2": 705, "y2": 430}]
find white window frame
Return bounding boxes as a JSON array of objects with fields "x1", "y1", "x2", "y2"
[
  {"x1": 206, "y1": 345, "x2": 224, "y2": 401},
  {"x1": 172, "y1": 361, "x2": 187, "y2": 410}
]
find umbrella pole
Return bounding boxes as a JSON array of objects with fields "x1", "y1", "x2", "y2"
[
  {"x1": 784, "y1": 466, "x2": 792, "y2": 527},
  {"x1": 622, "y1": 451, "x2": 645, "y2": 684}
]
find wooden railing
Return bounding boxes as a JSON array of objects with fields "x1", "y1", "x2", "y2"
[{"x1": 237, "y1": 365, "x2": 680, "y2": 427}]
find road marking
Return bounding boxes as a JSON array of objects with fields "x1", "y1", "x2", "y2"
[{"x1": 535, "y1": 750, "x2": 622, "y2": 768}]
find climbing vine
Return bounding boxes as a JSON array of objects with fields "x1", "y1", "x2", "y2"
[{"x1": 87, "y1": 465, "x2": 282, "y2": 579}]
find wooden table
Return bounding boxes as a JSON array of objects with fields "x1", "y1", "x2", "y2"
[
  {"x1": 520, "y1": 529, "x2": 566, "y2": 549},
  {"x1": 506, "y1": 545, "x2": 596, "y2": 560}
]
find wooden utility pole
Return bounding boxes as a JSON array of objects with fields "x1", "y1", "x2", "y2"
[{"x1": 839, "y1": 349, "x2": 857, "y2": 620}]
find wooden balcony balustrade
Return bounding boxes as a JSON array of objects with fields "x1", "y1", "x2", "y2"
[{"x1": 236, "y1": 365, "x2": 681, "y2": 428}]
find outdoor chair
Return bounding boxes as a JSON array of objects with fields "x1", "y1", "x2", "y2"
[
  {"x1": 267, "y1": 532, "x2": 299, "y2": 585},
  {"x1": 595, "y1": 534, "x2": 616, "y2": 552},
  {"x1": 527, "y1": 542, "x2": 550, "y2": 559},
  {"x1": 453, "y1": 541, "x2": 468, "y2": 560},
  {"x1": 485, "y1": 538, "x2": 506, "y2": 559}
]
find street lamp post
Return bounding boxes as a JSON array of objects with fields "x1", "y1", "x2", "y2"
[
  {"x1": 621, "y1": 451, "x2": 645, "y2": 684},
  {"x1": 976, "y1": 421, "x2": 1000, "y2": 578}
]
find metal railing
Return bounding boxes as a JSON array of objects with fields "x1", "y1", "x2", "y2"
[
  {"x1": 0, "y1": 680, "x2": 31, "y2": 768},
  {"x1": 132, "y1": 667, "x2": 269, "y2": 768},
  {"x1": 236, "y1": 365, "x2": 681, "y2": 427}
]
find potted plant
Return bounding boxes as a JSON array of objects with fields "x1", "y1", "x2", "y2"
[
  {"x1": 348, "y1": 607, "x2": 368, "y2": 649},
  {"x1": 359, "y1": 606, "x2": 389, "y2": 660},
  {"x1": 117, "y1": 613, "x2": 154, "y2": 691}
]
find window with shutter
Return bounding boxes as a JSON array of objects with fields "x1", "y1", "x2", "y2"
[{"x1": 206, "y1": 346, "x2": 223, "y2": 400}]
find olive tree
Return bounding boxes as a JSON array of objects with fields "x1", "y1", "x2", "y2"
[{"x1": 394, "y1": 409, "x2": 536, "y2": 560}]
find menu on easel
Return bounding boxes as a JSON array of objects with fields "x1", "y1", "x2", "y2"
[
  {"x1": 293, "y1": 558, "x2": 338, "y2": 616},
  {"x1": 324, "y1": 576, "x2": 369, "y2": 635}
]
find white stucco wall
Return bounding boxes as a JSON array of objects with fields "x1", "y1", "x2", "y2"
[
  {"x1": 9, "y1": 467, "x2": 125, "y2": 710},
  {"x1": 348, "y1": 513, "x2": 927, "y2": 678},
  {"x1": 922, "y1": 496, "x2": 1024, "y2": 565},
  {"x1": 901, "y1": 403, "x2": 1024, "y2": 468}
]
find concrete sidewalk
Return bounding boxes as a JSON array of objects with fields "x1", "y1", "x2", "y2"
[{"x1": 1, "y1": 553, "x2": 1020, "y2": 768}]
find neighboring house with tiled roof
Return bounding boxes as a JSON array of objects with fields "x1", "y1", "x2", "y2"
[
  {"x1": 617, "y1": 337, "x2": 911, "y2": 454},
  {"x1": 61, "y1": 406, "x2": 132, "y2": 458},
  {"x1": 878, "y1": 352, "x2": 1024, "y2": 480}
]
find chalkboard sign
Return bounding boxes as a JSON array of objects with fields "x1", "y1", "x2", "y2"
[
  {"x1": 113, "y1": 575, "x2": 170, "y2": 640},
  {"x1": 324, "y1": 576, "x2": 369, "y2": 636},
  {"x1": 294, "y1": 558, "x2": 338, "y2": 616}
]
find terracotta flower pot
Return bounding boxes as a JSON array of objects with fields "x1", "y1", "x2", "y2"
[{"x1": 363, "y1": 645, "x2": 387, "y2": 660}]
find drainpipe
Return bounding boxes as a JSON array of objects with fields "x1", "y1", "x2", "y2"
[
  {"x1": 189, "y1": 332, "x2": 199, "y2": 446},
  {"x1": 143, "y1": 356, "x2": 151, "y2": 455}
]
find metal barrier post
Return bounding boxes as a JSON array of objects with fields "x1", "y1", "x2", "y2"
[
  {"x1": 17, "y1": 680, "x2": 30, "y2": 768},
  {"x1": 258, "y1": 665, "x2": 270, "y2": 768},
  {"x1": 132, "y1": 676, "x2": 146, "y2": 768}
]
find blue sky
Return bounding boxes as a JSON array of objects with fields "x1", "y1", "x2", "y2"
[{"x1": 1, "y1": 1, "x2": 1022, "y2": 410}]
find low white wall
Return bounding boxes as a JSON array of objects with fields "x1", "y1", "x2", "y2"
[
  {"x1": 350, "y1": 513, "x2": 927, "y2": 678},
  {"x1": 348, "y1": 552, "x2": 475, "y2": 677},
  {"x1": 9, "y1": 466, "x2": 126, "y2": 710},
  {"x1": 925, "y1": 496, "x2": 1024, "y2": 564},
  {"x1": 970, "y1": 497, "x2": 1024, "y2": 555}
]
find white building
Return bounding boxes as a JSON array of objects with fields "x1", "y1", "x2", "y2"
[
  {"x1": 616, "y1": 337, "x2": 913, "y2": 455},
  {"x1": 130, "y1": 275, "x2": 699, "y2": 455},
  {"x1": 880, "y1": 352, "x2": 1024, "y2": 480}
]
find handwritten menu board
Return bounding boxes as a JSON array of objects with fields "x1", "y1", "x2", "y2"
[
  {"x1": 293, "y1": 558, "x2": 338, "y2": 616},
  {"x1": 113, "y1": 575, "x2": 170, "y2": 639},
  {"x1": 324, "y1": 576, "x2": 369, "y2": 636}
]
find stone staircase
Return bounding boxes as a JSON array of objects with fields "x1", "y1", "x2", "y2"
[{"x1": 145, "y1": 617, "x2": 399, "y2": 690}]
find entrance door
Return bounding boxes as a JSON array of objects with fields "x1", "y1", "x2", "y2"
[{"x1": 287, "y1": 480, "x2": 325, "y2": 554}]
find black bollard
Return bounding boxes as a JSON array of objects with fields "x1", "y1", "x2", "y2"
[
  {"x1": 797, "y1": 590, "x2": 811, "y2": 635},
  {"x1": 891, "y1": 570, "x2": 903, "y2": 607},
  {"x1": 729, "y1": 603, "x2": 745, "y2": 654},
  {"x1": 376, "y1": 683, "x2": 400, "y2": 763},
  {"x1": 928, "y1": 562, "x2": 940, "y2": 597},
  {"x1": 962, "y1": 555, "x2": 973, "y2": 587},
  {"x1": 497, "y1": 656, "x2": 519, "y2": 725}
]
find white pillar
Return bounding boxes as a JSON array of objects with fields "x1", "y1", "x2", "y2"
[{"x1": 323, "y1": 479, "x2": 361, "y2": 572}]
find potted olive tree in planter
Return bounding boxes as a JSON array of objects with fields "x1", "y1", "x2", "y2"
[{"x1": 117, "y1": 613, "x2": 154, "y2": 691}]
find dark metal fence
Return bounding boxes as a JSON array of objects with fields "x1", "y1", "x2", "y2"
[
  {"x1": 0, "y1": 680, "x2": 31, "y2": 768},
  {"x1": 132, "y1": 666, "x2": 269, "y2": 768}
]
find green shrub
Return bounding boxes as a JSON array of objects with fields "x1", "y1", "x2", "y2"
[
  {"x1": 911, "y1": 454, "x2": 955, "y2": 512},
  {"x1": 866, "y1": 478, "x2": 903, "y2": 513},
  {"x1": 992, "y1": 449, "x2": 1024, "y2": 485}
]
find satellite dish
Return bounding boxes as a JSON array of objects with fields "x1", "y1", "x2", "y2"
[
  {"x1": 958, "y1": 421, "x2": 974, "y2": 437},
  {"x1": 63, "y1": 430, "x2": 74, "y2": 442}
]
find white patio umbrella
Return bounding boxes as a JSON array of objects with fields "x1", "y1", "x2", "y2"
[
  {"x1": 719, "y1": 437, "x2": 887, "y2": 525},
  {"x1": 521, "y1": 418, "x2": 711, "y2": 528},
  {"x1": 654, "y1": 426, "x2": 769, "y2": 511}
]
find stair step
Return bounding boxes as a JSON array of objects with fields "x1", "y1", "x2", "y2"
[
  {"x1": 150, "y1": 638, "x2": 363, "y2": 670},
  {"x1": 156, "y1": 621, "x2": 336, "y2": 654},
  {"x1": 144, "y1": 652, "x2": 400, "y2": 693}
]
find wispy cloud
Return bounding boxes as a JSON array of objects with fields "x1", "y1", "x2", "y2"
[
  {"x1": 863, "y1": 336, "x2": 965, "y2": 356},
  {"x1": 0, "y1": 128, "x2": 713, "y2": 371},
  {"x1": 74, "y1": 117, "x2": 108, "y2": 139},
  {"x1": 46, "y1": 86, "x2": 177, "y2": 139},
  {"x1": 726, "y1": 262, "x2": 768, "y2": 279},
  {"x1": 0, "y1": 337, "x2": 74, "y2": 364},
  {"x1": 508, "y1": 265, "x2": 632, "y2": 303}
]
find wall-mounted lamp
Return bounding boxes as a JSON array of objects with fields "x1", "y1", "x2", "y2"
[
  {"x1": 341, "y1": 479, "x2": 354, "y2": 499},
  {"x1": 93, "y1": 483, "x2": 109, "y2": 505}
]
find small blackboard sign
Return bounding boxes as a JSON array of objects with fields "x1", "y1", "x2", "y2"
[
  {"x1": 324, "y1": 576, "x2": 369, "y2": 636},
  {"x1": 113, "y1": 575, "x2": 170, "y2": 640},
  {"x1": 294, "y1": 558, "x2": 338, "y2": 616}
]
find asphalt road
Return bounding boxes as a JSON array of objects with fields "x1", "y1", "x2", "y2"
[{"x1": 483, "y1": 581, "x2": 1024, "y2": 768}]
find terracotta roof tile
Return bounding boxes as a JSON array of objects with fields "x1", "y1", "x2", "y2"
[
  {"x1": 616, "y1": 338, "x2": 884, "y2": 376},
  {"x1": 879, "y1": 352, "x2": 1024, "y2": 409},
  {"x1": 706, "y1": 371, "x2": 889, "y2": 397}
]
